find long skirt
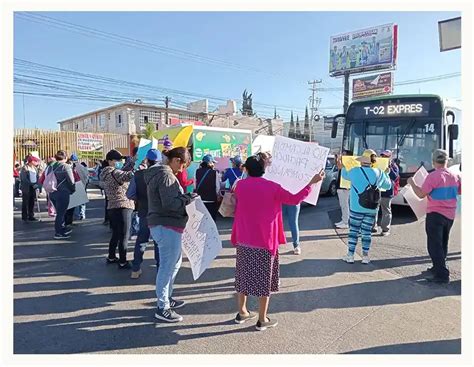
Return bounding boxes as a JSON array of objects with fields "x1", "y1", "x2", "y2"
[{"x1": 235, "y1": 245, "x2": 279, "y2": 297}]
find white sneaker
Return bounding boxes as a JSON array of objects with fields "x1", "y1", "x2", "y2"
[
  {"x1": 334, "y1": 221, "x2": 343, "y2": 226},
  {"x1": 342, "y1": 254, "x2": 355, "y2": 263},
  {"x1": 336, "y1": 223, "x2": 349, "y2": 229},
  {"x1": 293, "y1": 246, "x2": 302, "y2": 255},
  {"x1": 130, "y1": 269, "x2": 142, "y2": 279},
  {"x1": 361, "y1": 255, "x2": 371, "y2": 264}
]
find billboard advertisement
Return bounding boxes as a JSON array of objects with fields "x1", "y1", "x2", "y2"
[
  {"x1": 329, "y1": 23, "x2": 398, "y2": 76},
  {"x1": 352, "y1": 72, "x2": 393, "y2": 100},
  {"x1": 77, "y1": 133, "x2": 103, "y2": 159}
]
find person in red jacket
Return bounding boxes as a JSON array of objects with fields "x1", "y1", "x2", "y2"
[{"x1": 176, "y1": 164, "x2": 194, "y2": 192}]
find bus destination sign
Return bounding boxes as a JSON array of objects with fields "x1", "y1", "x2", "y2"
[{"x1": 352, "y1": 102, "x2": 431, "y2": 119}]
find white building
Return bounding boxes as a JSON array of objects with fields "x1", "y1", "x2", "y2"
[{"x1": 57, "y1": 101, "x2": 209, "y2": 134}]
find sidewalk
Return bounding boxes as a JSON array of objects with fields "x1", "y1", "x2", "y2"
[{"x1": 13, "y1": 196, "x2": 461, "y2": 354}]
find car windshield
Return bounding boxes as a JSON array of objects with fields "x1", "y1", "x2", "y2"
[
  {"x1": 325, "y1": 157, "x2": 335, "y2": 170},
  {"x1": 344, "y1": 119, "x2": 441, "y2": 173}
]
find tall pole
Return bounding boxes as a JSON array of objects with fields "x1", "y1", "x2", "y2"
[
  {"x1": 22, "y1": 93, "x2": 26, "y2": 129},
  {"x1": 165, "y1": 96, "x2": 170, "y2": 125},
  {"x1": 308, "y1": 79, "x2": 322, "y2": 142},
  {"x1": 343, "y1": 72, "x2": 350, "y2": 113}
]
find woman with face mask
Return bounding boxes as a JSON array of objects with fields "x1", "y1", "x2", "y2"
[{"x1": 100, "y1": 149, "x2": 135, "y2": 269}]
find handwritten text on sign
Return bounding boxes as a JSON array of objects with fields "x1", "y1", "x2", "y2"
[
  {"x1": 264, "y1": 136, "x2": 330, "y2": 206},
  {"x1": 182, "y1": 198, "x2": 222, "y2": 280}
]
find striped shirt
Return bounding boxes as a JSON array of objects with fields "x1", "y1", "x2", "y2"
[{"x1": 421, "y1": 168, "x2": 461, "y2": 220}]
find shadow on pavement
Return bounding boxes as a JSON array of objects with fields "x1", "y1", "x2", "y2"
[{"x1": 345, "y1": 338, "x2": 461, "y2": 354}]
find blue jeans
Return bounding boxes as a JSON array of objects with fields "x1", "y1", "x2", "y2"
[
  {"x1": 150, "y1": 225, "x2": 182, "y2": 310},
  {"x1": 74, "y1": 204, "x2": 86, "y2": 219},
  {"x1": 49, "y1": 190, "x2": 70, "y2": 235},
  {"x1": 132, "y1": 216, "x2": 160, "y2": 272},
  {"x1": 282, "y1": 204, "x2": 301, "y2": 248}
]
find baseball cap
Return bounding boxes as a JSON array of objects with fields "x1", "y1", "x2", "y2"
[
  {"x1": 70, "y1": 153, "x2": 79, "y2": 161},
  {"x1": 230, "y1": 156, "x2": 243, "y2": 166},
  {"x1": 356, "y1": 149, "x2": 377, "y2": 164},
  {"x1": 432, "y1": 149, "x2": 448, "y2": 163},
  {"x1": 146, "y1": 148, "x2": 160, "y2": 161},
  {"x1": 381, "y1": 150, "x2": 392, "y2": 158},
  {"x1": 163, "y1": 139, "x2": 173, "y2": 149},
  {"x1": 27, "y1": 155, "x2": 40, "y2": 164},
  {"x1": 202, "y1": 154, "x2": 216, "y2": 164},
  {"x1": 105, "y1": 149, "x2": 124, "y2": 161}
]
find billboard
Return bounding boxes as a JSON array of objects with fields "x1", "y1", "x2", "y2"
[
  {"x1": 352, "y1": 72, "x2": 393, "y2": 100},
  {"x1": 329, "y1": 23, "x2": 398, "y2": 76},
  {"x1": 77, "y1": 133, "x2": 103, "y2": 159},
  {"x1": 438, "y1": 17, "x2": 461, "y2": 52}
]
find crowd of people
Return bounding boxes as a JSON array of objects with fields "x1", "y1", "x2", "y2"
[{"x1": 14, "y1": 144, "x2": 461, "y2": 330}]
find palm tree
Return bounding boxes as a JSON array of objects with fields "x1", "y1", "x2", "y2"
[{"x1": 143, "y1": 123, "x2": 156, "y2": 140}]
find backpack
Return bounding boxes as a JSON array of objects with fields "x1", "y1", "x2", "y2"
[
  {"x1": 353, "y1": 167, "x2": 381, "y2": 210},
  {"x1": 43, "y1": 165, "x2": 62, "y2": 194}
]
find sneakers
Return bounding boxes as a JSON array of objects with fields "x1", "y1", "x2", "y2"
[
  {"x1": 54, "y1": 233, "x2": 70, "y2": 240},
  {"x1": 381, "y1": 231, "x2": 390, "y2": 237},
  {"x1": 361, "y1": 255, "x2": 371, "y2": 264},
  {"x1": 255, "y1": 318, "x2": 278, "y2": 331},
  {"x1": 28, "y1": 217, "x2": 38, "y2": 222},
  {"x1": 130, "y1": 269, "x2": 142, "y2": 279},
  {"x1": 154, "y1": 308, "x2": 183, "y2": 323},
  {"x1": 334, "y1": 221, "x2": 344, "y2": 226},
  {"x1": 169, "y1": 297, "x2": 186, "y2": 309},
  {"x1": 342, "y1": 254, "x2": 355, "y2": 263},
  {"x1": 118, "y1": 261, "x2": 131, "y2": 269},
  {"x1": 336, "y1": 222, "x2": 349, "y2": 229},
  {"x1": 293, "y1": 246, "x2": 302, "y2": 255},
  {"x1": 64, "y1": 229, "x2": 72, "y2": 236},
  {"x1": 106, "y1": 256, "x2": 119, "y2": 264},
  {"x1": 424, "y1": 273, "x2": 449, "y2": 284},
  {"x1": 371, "y1": 227, "x2": 378, "y2": 233},
  {"x1": 234, "y1": 311, "x2": 257, "y2": 324}
]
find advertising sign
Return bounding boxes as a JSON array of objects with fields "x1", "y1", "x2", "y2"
[
  {"x1": 77, "y1": 133, "x2": 104, "y2": 159},
  {"x1": 192, "y1": 127, "x2": 252, "y2": 162},
  {"x1": 329, "y1": 23, "x2": 398, "y2": 76},
  {"x1": 352, "y1": 72, "x2": 393, "y2": 100}
]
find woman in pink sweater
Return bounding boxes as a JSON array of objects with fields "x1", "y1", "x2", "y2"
[{"x1": 231, "y1": 153, "x2": 325, "y2": 331}]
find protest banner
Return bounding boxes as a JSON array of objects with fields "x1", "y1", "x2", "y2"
[
  {"x1": 67, "y1": 181, "x2": 89, "y2": 209},
  {"x1": 252, "y1": 135, "x2": 275, "y2": 155},
  {"x1": 264, "y1": 136, "x2": 330, "y2": 206},
  {"x1": 77, "y1": 133, "x2": 104, "y2": 159},
  {"x1": 134, "y1": 138, "x2": 158, "y2": 169},
  {"x1": 340, "y1": 156, "x2": 389, "y2": 189},
  {"x1": 182, "y1": 198, "x2": 222, "y2": 280},
  {"x1": 403, "y1": 166, "x2": 429, "y2": 220}
]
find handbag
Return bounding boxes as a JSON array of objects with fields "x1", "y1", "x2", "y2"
[{"x1": 218, "y1": 191, "x2": 236, "y2": 217}]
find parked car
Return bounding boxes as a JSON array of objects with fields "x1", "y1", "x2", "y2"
[
  {"x1": 320, "y1": 155, "x2": 338, "y2": 196},
  {"x1": 87, "y1": 165, "x2": 101, "y2": 189}
]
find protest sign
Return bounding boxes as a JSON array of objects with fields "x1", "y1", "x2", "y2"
[
  {"x1": 182, "y1": 198, "x2": 222, "y2": 280},
  {"x1": 134, "y1": 138, "x2": 159, "y2": 169},
  {"x1": 252, "y1": 135, "x2": 275, "y2": 155},
  {"x1": 264, "y1": 136, "x2": 330, "y2": 206},
  {"x1": 340, "y1": 156, "x2": 389, "y2": 189},
  {"x1": 67, "y1": 181, "x2": 89, "y2": 209},
  {"x1": 403, "y1": 166, "x2": 429, "y2": 220},
  {"x1": 77, "y1": 133, "x2": 104, "y2": 159}
]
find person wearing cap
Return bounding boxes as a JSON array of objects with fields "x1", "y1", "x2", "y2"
[
  {"x1": 222, "y1": 156, "x2": 244, "y2": 189},
  {"x1": 373, "y1": 150, "x2": 399, "y2": 236},
  {"x1": 337, "y1": 149, "x2": 391, "y2": 264},
  {"x1": 161, "y1": 139, "x2": 174, "y2": 164},
  {"x1": 122, "y1": 146, "x2": 139, "y2": 172},
  {"x1": 47, "y1": 150, "x2": 76, "y2": 239},
  {"x1": 70, "y1": 153, "x2": 89, "y2": 220},
  {"x1": 127, "y1": 149, "x2": 161, "y2": 279},
  {"x1": 19, "y1": 155, "x2": 41, "y2": 222},
  {"x1": 194, "y1": 154, "x2": 221, "y2": 220},
  {"x1": 232, "y1": 152, "x2": 325, "y2": 331},
  {"x1": 100, "y1": 149, "x2": 135, "y2": 269},
  {"x1": 408, "y1": 149, "x2": 461, "y2": 284}
]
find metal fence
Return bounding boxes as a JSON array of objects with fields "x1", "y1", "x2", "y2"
[{"x1": 13, "y1": 129, "x2": 130, "y2": 166}]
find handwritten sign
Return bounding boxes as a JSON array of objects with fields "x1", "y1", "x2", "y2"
[
  {"x1": 340, "y1": 156, "x2": 390, "y2": 189},
  {"x1": 67, "y1": 181, "x2": 89, "y2": 209},
  {"x1": 403, "y1": 166, "x2": 429, "y2": 220},
  {"x1": 182, "y1": 198, "x2": 222, "y2": 280},
  {"x1": 263, "y1": 136, "x2": 330, "y2": 206},
  {"x1": 252, "y1": 135, "x2": 275, "y2": 155}
]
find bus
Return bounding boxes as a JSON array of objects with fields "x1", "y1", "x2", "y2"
[{"x1": 331, "y1": 94, "x2": 461, "y2": 205}]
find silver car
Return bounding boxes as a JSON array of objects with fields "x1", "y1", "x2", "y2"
[{"x1": 320, "y1": 155, "x2": 338, "y2": 196}]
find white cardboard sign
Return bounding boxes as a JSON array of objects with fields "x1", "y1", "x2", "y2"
[
  {"x1": 263, "y1": 135, "x2": 330, "y2": 206},
  {"x1": 182, "y1": 198, "x2": 222, "y2": 280},
  {"x1": 403, "y1": 166, "x2": 429, "y2": 220},
  {"x1": 67, "y1": 181, "x2": 89, "y2": 209}
]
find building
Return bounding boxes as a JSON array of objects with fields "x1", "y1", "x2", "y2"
[{"x1": 57, "y1": 101, "x2": 209, "y2": 134}]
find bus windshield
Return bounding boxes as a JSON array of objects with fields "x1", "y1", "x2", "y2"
[{"x1": 343, "y1": 118, "x2": 441, "y2": 173}]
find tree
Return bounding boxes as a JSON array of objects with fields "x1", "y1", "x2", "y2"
[{"x1": 143, "y1": 123, "x2": 156, "y2": 140}]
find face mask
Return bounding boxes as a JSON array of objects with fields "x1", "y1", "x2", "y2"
[{"x1": 115, "y1": 162, "x2": 123, "y2": 169}]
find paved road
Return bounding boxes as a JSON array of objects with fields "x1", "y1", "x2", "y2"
[{"x1": 13, "y1": 191, "x2": 461, "y2": 354}]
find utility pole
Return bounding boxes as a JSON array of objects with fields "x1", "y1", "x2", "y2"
[
  {"x1": 343, "y1": 72, "x2": 350, "y2": 113},
  {"x1": 165, "y1": 96, "x2": 170, "y2": 125},
  {"x1": 308, "y1": 79, "x2": 322, "y2": 142}
]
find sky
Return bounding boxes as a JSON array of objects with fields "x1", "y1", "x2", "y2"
[{"x1": 13, "y1": 11, "x2": 461, "y2": 130}]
